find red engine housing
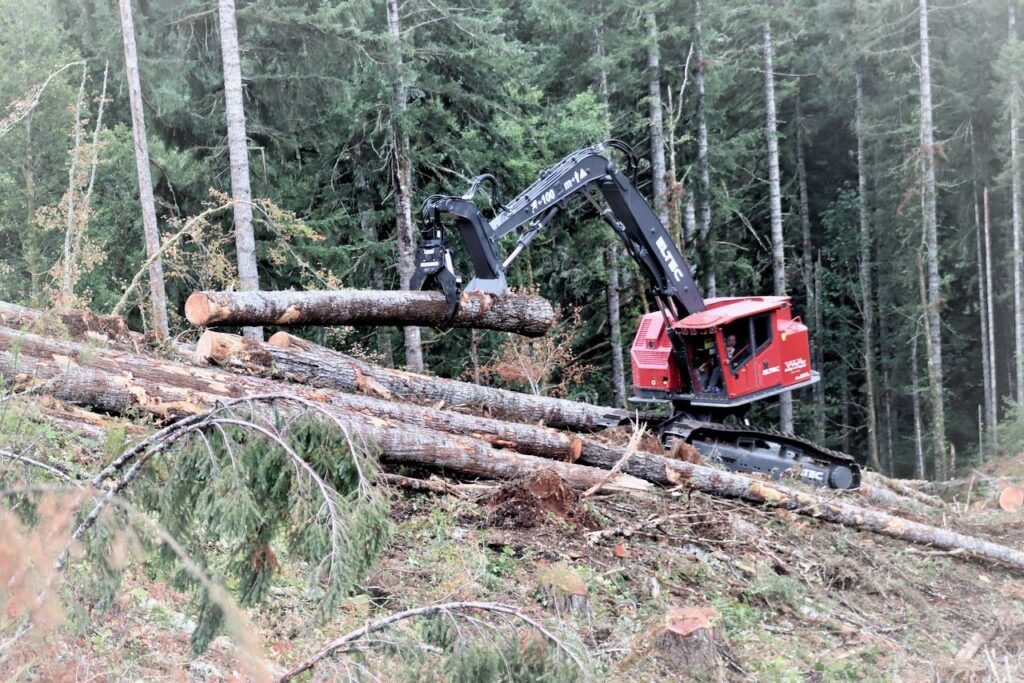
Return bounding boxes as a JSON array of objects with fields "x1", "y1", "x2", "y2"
[{"x1": 630, "y1": 296, "x2": 817, "y2": 408}]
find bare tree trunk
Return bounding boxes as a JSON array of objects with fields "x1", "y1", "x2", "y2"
[
  {"x1": 354, "y1": 149, "x2": 394, "y2": 367},
  {"x1": 918, "y1": 0, "x2": 947, "y2": 478},
  {"x1": 71, "y1": 63, "x2": 108, "y2": 297},
  {"x1": 694, "y1": 0, "x2": 715, "y2": 296},
  {"x1": 978, "y1": 187, "x2": 994, "y2": 451},
  {"x1": 606, "y1": 245, "x2": 627, "y2": 408},
  {"x1": 595, "y1": 22, "x2": 627, "y2": 408},
  {"x1": 386, "y1": 0, "x2": 423, "y2": 371},
  {"x1": 855, "y1": 68, "x2": 881, "y2": 473},
  {"x1": 118, "y1": 0, "x2": 169, "y2": 338},
  {"x1": 840, "y1": 370, "x2": 851, "y2": 454},
  {"x1": 763, "y1": 22, "x2": 793, "y2": 432},
  {"x1": 646, "y1": 11, "x2": 668, "y2": 226},
  {"x1": 60, "y1": 68, "x2": 87, "y2": 306},
  {"x1": 217, "y1": 0, "x2": 261, "y2": 341},
  {"x1": 911, "y1": 333, "x2": 927, "y2": 479},
  {"x1": 1011, "y1": 0, "x2": 1024, "y2": 405},
  {"x1": 985, "y1": 185, "x2": 998, "y2": 440},
  {"x1": 813, "y1": 256, "x2": 826, "y2": 443}
]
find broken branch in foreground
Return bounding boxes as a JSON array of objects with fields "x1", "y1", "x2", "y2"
[{"x1": 184, "y1": 288, "x2": 558, "y2": 337}]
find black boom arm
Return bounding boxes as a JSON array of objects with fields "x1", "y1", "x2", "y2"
[{"x1": 412, "y1": 141, "x2": 706, "y2": 322}]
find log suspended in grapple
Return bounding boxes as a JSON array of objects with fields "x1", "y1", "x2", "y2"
[{"x1": 410, "y1": 140, "x2": 861, "y2": 490}]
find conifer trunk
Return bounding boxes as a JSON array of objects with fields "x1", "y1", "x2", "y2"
[
  {"x1": 762, "y1": 22, "x2": 793, "y2": 432},
  {"x1": 606, "y1": 245, "x2": 627, "y2": 408},
  {"x1": 912, "y1": 333, "x2": 927, "y2": 479},
  {"x1": 984, "y1": 186, "x2": 998, "y2": 439},
  {"x1": 646, "y1": 11, "x2": 668, "y2": 226},
  {"x1": 918, "y1": 0, "x2": 947, "y2": 478},
  {"x1": 118, "y1": 0, "x2": 169, "y2": 338},
  {"x1": 813, "y1": 257, "x2": 826, "y2": 443},
  {"x1": 595, "y1": 22, "x2": 627, "y2": 407},
  {"x1": 1011, "y1": 0, "x2": 1024, "y2": 405},
  {"x1": 978, "y1": 187, "x2": 994, "y2": 447},
  {"x1": 354, "y1": 150, "x2": 394, "y2": 367},
  {"x1": 855, "y1": 68, "x2": 881, "y2": 473},
  {"x1": 694, "y1": 0, "x2": 715, "y2": 297},
  {"x1": 217, "y1": 0, "x2": 261, "y2": 341},
  {"x1": 796, "y1": 100, "x2": 824, "y2": 441},
  {"x1": 386, "y1": 0, "x2": 423, "y2": 371}
]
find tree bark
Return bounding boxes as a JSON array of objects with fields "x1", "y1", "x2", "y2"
[
  {"x1": 385, "y1": 0, "x2": 423, "y2": 371},
  {"x1": 763, "y1": 22, "x2": 793, "y2": 432},
  {"x1": 646, "y1": 11, "x2": 668, "y2": 227},
  {"x1": 797, "y1": 100, "x2": 825, "y2": 444},
  {"x1": 217, "y1": 0, "x2": 261, "y2": 341},
  {"x1": 1011, "y1": 0, "x2": 1024, "y2": 405},
  {"x1": 984, "y1": 185, "x2": 998, "y2": 439},
  {"x1": 594, "y1": 22, "x2": 627, "y2": 408},
  {"x1": 605, "y1": 245, "x2": 627, "y2": 408},
  {"x1": 918, "y1": 0, "x2": 948, "y2": 478},
  {"x1": 813, "y1": 256, "x2": 826, "y2": 443},
  {"x1": 185, "y1": 289, "x2": 556, "y2": 337},
  {"x1": 0, "y1": 326, "x2": 648, "y2": 493},
  {"x1": 694, "y1": 0, "x2": 715, "y2": 297},
  {"x1": 261, "y1": 331, "x2": 629, "y2": 430},
  {"x1": 979, "y1": 187, "x2": 995, "y2": 447},
  {"x1": 118, "y1": 0, "x2": 169, "y2": 338},
  {"x1": 354, "y1": 148, "x2": 394, "y2": 367},
  {"x1": 8, "y1": 326, "x2": 1024, "y2": 569},
  {"x1": 911, "y1": 333, "x2": 927, "y2": 479},
  {"x1": 855, "y1": 68, "x2": 882, "y2": 473}
]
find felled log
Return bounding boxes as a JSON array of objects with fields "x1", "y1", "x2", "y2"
[
  {"x1": 0, "y1": 300, "x2": 139, "y2": 347},
  {"x1": 200, "y1": 330, "x2": 630, "y2": 431},
  {"x1": 190, "y1": 332, "x2": 1024, "y2": 571},
  {"x1": 0, "y1": 326, "x2": 650, "y2": 495},
  {"x1": 184, "y1": 289, "x2": 557, "y2": 337}
]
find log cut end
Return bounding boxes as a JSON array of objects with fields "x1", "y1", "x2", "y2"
[
  {"x1": 268, "y1": 330, "x2": 311, "y2": 351},
  {"x1": 655, "y1": 606, "x2": 724, "y2": 679},
  {"x1": 185, "y1": 292, "x2": 212, "y2": 326}
]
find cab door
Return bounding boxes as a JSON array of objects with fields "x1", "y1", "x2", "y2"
[{"x1": 750, "y1": 312, "x2": 781, "y2": 390}]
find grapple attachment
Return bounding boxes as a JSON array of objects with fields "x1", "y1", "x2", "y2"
[{"x1": 410, "y1": 238, "x2": 462, "y2": 327}]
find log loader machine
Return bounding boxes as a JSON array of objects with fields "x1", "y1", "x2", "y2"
[{"x1": 410, "y1": 140, "x2": 860, "y2": 490}]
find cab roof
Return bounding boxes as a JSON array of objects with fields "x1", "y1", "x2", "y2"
[{"x1": 677, "y1": 296, "x2": 790, "y2": 331}]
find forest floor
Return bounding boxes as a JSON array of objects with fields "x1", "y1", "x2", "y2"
[{"x1": 3, "y1": 394, "x2": 1024, "y2": 682}]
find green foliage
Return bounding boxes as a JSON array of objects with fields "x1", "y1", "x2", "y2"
[
  {"x1": 132, "y1": 414, "x2": 390, "y2": 652},
  {"x1": 408, "y1": 613, "x2": 584, "y2": 683},
  {"x1": 0, "y1": 0, "x2": 1019, "y2": 477}
]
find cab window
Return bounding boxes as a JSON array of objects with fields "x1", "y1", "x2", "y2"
[
  {"x1": 721, "y1": 320, "x2": 753, "y2": 369},
  {"x1": 752, "y1": 314, "x2": 772, "y2": 353}
]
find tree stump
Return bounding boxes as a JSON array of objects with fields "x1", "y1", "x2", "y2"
[{"x1": 655, "y1": 606, "x2": 724, "y2": 681}]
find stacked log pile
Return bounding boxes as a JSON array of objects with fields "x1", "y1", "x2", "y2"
[{"x1": 2, "y1": 298, "x2": 1024, "y2": 572}]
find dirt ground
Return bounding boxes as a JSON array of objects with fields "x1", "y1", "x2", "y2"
[{"x1": 2, "y1": 396, "x2": 1024, "y2": 681}]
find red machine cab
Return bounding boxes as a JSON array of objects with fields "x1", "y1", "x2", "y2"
[{"x1": 631, "y1": 296, "x2": 818, "y2": 409}]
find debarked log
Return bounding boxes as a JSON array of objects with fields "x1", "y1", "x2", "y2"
[{"x1": 185, "y1": 289, "x2": 557, "y2": 337}]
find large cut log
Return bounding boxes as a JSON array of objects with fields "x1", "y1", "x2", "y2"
[
  {"x1": 0, "y1": 326, "x2": 650, "y2": 494},
  {"x1": 6, "y1": 327, "x2": 1024, "y2": 570},
  {"x1": 0, "y1": 300, "x2": 139, "y2": 347},
  {"x1": 185, "y1": 289, "x2": 557, "y2": 337},
  {"x1": 200, "y1": 332, "x2": 960, "y2": 516},
  {"x1": 191, "y1": 331, "x2": 1024, "y2": 571},
  {"x1": 213, "y1": 331, "x2": 631, "y2": 431}
]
